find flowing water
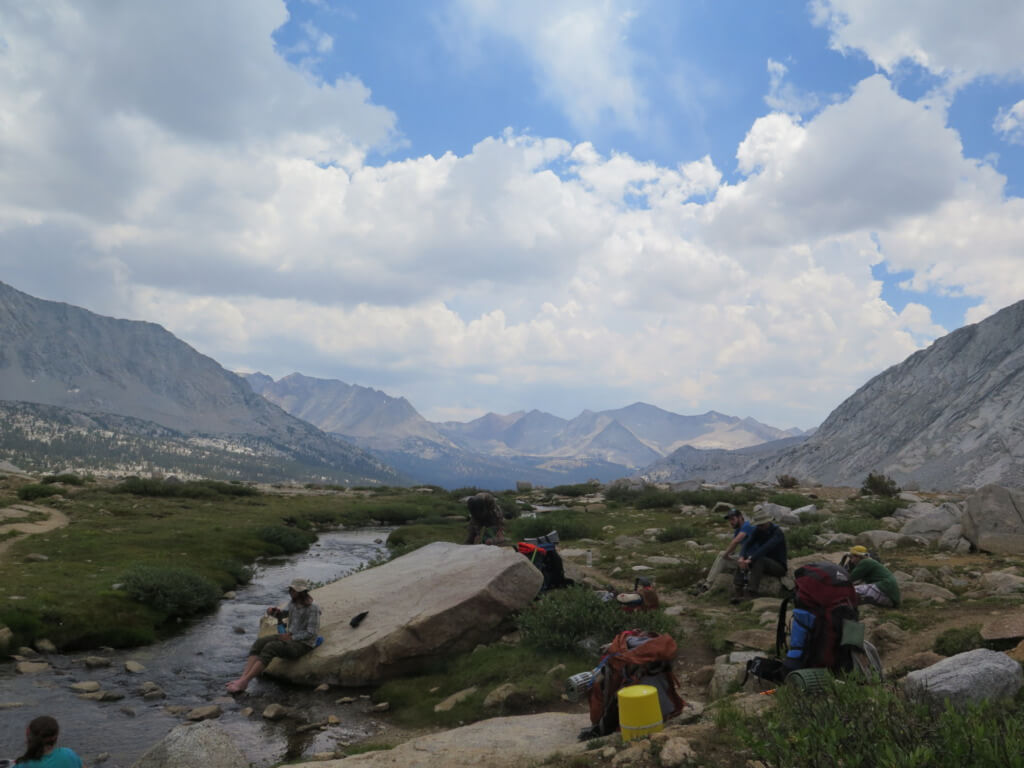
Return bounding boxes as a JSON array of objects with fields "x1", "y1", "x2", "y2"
[{"x1": 0, "y1": 528, "x2": 391, "y2": 767}]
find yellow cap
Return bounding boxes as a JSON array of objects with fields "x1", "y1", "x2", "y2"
[{"x1": 849, "y1": 545, "x2": 868, "y2": 556}]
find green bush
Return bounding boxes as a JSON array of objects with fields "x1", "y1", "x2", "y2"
[
  {"x1": 933, "y1": 625, "x2": 984, "y2": 656},
  {"x1": 655, "y1": 523, "x2": 700, "y2": 542},
  {"x1": 508, "y1": 510, "x2": 600, "y2": 542},
  {"x1": 17, "y1": 484, "x2": 63, "y2": 501},
  {"x1": 848, "y1": 497, "x2": 907, "y2": 519},
  {"x1": 518, "y1": 586, "x2": 677, "y2": 651},
  {"x1": 786, "y1": 524, "x2": 822, "y2": 554},
  {"x1": 832, "y1": 516, "x2": 880, "y2": 535},
  {"x1": 41, "y1": 473, "x2": 85, "y2": 486},
  {"x1": 257, "y1": 525, "x2": 317, "y2": 554},
  {"x1": 114, "y1": 477, "x2": 259, "y2": 498},
  {"x1": 121, "y1": 565, "x2": 221, "y2": 619},
  {"x1": 776, "y1": 474, "x2": 799, "y2": 488},
  {"x1": 727, "y1": 676, "x2": 1024, "y2": 768},
  {"x1": 862, "y1": 472, "x2": 901, "y2": 497},
  {"x1": 767, "y1": 492, "x2": 814, "y2": 508},
  {"x1": 548, "y1": 482, "x2": 601, "y2": 498}
]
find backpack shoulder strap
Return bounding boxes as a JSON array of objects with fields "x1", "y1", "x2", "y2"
[{"x1": 775, "y1": 595, "x2": 791, "y2": 658}]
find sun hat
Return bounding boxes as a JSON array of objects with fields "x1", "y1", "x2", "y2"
[
  {"x1": 751, "y1": 509, "x2": 773, "y2": 525},
  {"x1": 288, "y1": 579, "x2": 312, "y2": 593},
  {"x1": 848, "y1": 545, "x2": 869, "y2": 557}
]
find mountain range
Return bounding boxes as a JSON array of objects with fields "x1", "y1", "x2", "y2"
[
  {"x1": 3, "y1": 278, "x2": 1022, "y2": 491},
  {"x1": 245, "y1": 372, "x2": 802, "y2": 487},
  {"x1": 0, "y1": 282, "x2": 398, "y2": 485}
]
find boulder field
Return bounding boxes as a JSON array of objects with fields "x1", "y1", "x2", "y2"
[{"x1": 267, "y1": 541, "x2": 543, "y2": 686}]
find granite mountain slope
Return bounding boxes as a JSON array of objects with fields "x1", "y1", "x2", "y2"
[
  {"x1": 645, "y1": 299, "x2": 1024, "y2": 491},
  {"x1": 0, "y1": 282, "x2": 397, "y2": 484}
]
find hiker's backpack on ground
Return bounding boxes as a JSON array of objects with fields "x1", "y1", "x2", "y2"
[
  {"x1": 779, "y1": 561, "x2": 860, "y2": 672},
  {"x1": 516, "y1": 540, "x2": 572, "y2": 591},
  {"x1": 583, "y1": 630, "x2": 684, "y2": 739}
]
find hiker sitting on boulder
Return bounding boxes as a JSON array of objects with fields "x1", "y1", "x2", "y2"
[
  {"x1": 465, "y1": 492, "x2": 504, "y2": 545},
  {"x1": 732, "y1": 509, "x2": 787, "y2": 603},
  {"x1": 846, "y1": 545, "x2": 901, "y2": 608},
  {"x1": 226, "y1": 578, "x2": 321, "y2": 693},
  {"x1": 696, "y1": 507, "x2": 754, "y2": 593}
]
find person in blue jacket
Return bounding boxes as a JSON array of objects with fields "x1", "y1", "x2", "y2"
[
  {"x1": 15, "y1": 716, "x2": 85, "y2": 768},
  {"x1": 732, "y1": 508, "x2": 788, "y2": 602}
]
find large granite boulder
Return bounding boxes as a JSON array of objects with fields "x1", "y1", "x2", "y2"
[
  {"x1": 268, "y1": 542, "x2": 543, "y2": 685},
  {"x1": 961, "y1": 485, "x2": 1024, "y2": 555},
  {"x1": 899, "y1": 504, "x2": 960, "y2": 541},
  {"x1": 903, "y1": 648, "x2": 1023, "y2": 709},
  {"x1": 133, "y1": 721, "x2": 247, "y2": 768}
]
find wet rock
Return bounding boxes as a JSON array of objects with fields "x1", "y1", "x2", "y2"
[
  {"x1": 262, "y1": 703, "x2": 290, "y2": 720},
  {"x1": 78, "y1": 692, "x2": 105, "y2": 701},
  {"x1": 335, "y1": 696, "x2": 357, "y2": 704},
  {"x1": 233, "y1": 626, "x2": 246, "y2": 634},
  {"x1": 370, "y1": 702, "x2": 390, "y2": 712},
  {"x1": 0, "y1": 626, "x2": 12, "y2": 653},
  {"x1": 124, "y1": 660, "x2": 146, "y2": 673},
  {"x1": 326, "y1": 714, "x2": 339, "y2": 724},
  {"x1": 314, "y1": 683, "x2": 330, "y2": 692},
  {"x1": 223, "y1": 591, "x2": 237, "y2": 600},
  {"x1": 120, "y1": 707, "x2": 136, "y2": 717},
  {"x1": 241, "y1": 707, "x2": 254, "y2": 717},
  {"x1": 71, "y1": 681, "x2": 102, "y2": 693},
  {"x1": 94, "y1": 752, "x2": 110, "y2": 763},
  {"x1": 132, "y1": 720, "x2": 246, "y2": 768},
  {"x1": 0, "y1": 701, "x2": 27, "y2": 709},
  {"x1": 16, "y1": 660, "x2": 50, "y2": 675},
  {"x1": 434, "y1": 686, "x2": 477, "y2": 712},
  {"x1": 163, "y1": 706, "x2": 190, "y2": 715},
  {"x1": 17, "y1": 646, "x2": 40, "y2": 658},
  {"x1": 36, "y1": 638, "x2": 58, "y2": 654},
  {"x1": 83, "y1": 656, "x2": 112, "y2": 668},
  {"x1": 186, "y1": 705, "x2": 222, "y2": 721}
]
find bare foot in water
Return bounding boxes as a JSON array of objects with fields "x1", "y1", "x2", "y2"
[{"x1": 225, "y1": 680, "x2": 247, "y2": 693}]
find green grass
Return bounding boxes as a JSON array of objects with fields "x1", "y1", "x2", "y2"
[
  {"x1": 766, "y1": 492, "x2": 815, "y2": 508},
  {"x1": 372, "y1": 643, "x2": 593, "y2": 728},
  {"x1": 0, "y1": 486, "x2": 441, "y2": 649},
  {"x1": 725, "y1": 676, "x2": 1024, "y2": 768}
]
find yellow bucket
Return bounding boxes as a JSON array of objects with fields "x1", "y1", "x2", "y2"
[{"x1": 617, "y1": 684, "x2": 663, "y2": 742}]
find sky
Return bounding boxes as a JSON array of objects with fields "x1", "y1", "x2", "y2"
[{"x1": 2, "y1": 1, "x2": 1023, "y2": 430}]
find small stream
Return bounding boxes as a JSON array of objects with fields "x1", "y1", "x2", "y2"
[{"x1": 0, "y1": 528, "x2": 391, "y2": 767}]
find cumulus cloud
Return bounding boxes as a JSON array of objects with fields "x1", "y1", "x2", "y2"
[
  {"x1": 446, "y1": 0, "x2": 647, "y2": 134},
  {"x1": 810, "y1": 0, "x2": 1024, "y2": 86},
  {"x1": 764, "y1": 59, "x2": 820, "y2": 115},
  {"x1": 995, "y1": 100, "x2": 1024, "y2": 145},
  {"x1": 0, "y1": 0, "x2": 1020, "y2": 429}
]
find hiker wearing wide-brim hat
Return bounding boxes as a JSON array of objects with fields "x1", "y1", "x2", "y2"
[
  {"x1": 846, "y1": 545, "x2": 901, "y2": 608},
  {"x1": 732, "y1": 507, "x2": 788, "y2": 603},
  {"x1": 226, "y1": 577, "x2": 322, "y2": 693}
]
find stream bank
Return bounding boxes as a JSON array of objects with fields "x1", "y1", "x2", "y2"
[{"x1": 0, "y1": 528, "x2": 391, "y2": 768}]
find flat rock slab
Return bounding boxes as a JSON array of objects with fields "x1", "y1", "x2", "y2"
[
  {"x1": 132, "y1": 720, "x2": 246, "y2": 768},
  {"x1": 980, "y1": 610, "x2": 1024, "y2": 641},
  {"x1": 292, "y1": 713, "x2": 588, "y2": 768},
  {"x1": 725, "y1": 629, "x2": 775, "y2": 651},
  {"x1": 904, "y1": 648, "x2": 1024, "y2": 709},
  {"x1": 268, "y1": 542, "x2": 543, "y2": 686}
]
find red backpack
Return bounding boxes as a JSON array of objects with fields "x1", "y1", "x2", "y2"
[{"x1": 778, "y1": 562, "x2": 859, "y2": 671}]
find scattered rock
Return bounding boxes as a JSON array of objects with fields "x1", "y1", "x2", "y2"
[
  {"x1": 370, "y1": 702, "x2": 390, "y2": 712},
  {"x1": 71, "y1": 681, "x2": 102, "y2": 693},
  {"x1": 16, "y1": 660, "x2": 50, "y2": 675},
  {"x1": 223, "y1": 591, "x2": 237, "y2": 600},
  {"x1": 894, "y1": 651, "x2": 945, "y2": 672},
  {"x1": 434, "y1": 686, "x2": 478, "y2": 712},
  {"x1": 483, "y1": 683, "x2": 519, "y2": 708},
  {"x1": 980, "y1": 609, "x2": 1024, "y2": 641},
  {"x1": 659, "y1": 737, "x2": 697, "y2": 767},
  {"x1": 124, "y1": 660, "x2": 146, "y2": 674},
  {"x1": 25, "y1": 553, "x2": 49, "y2": 562},
  {"x1": 0, "y1": 701, "x2": 26, "y2": 709},
  {"x1": 120, "y1": 707, "x2": 136, "y2": 717},
  {"x1": 262, "y1": 703, "x2": 289, "y2": 720},
  {"x1": 35, "y1": 638, "x2": 58, "y2": 654},
  {"x1": 869, "y1": 622, "x2": 908, "y2": 653},
  {"x1": 241, "y1": 707, "x2": 253, "y2": 717},
  {"x1": 335, "y1": 696, "x2": 357, "y2": 704},
  {"x1": 901, "y1": 582, "x2": 956, "y2": 602},
  {"x1": 314, "y1": 683, "x2": 330, "y2": 692},
  {"x1": 980, "y1": 571, "x2": 1024, "y2": 594},
  {"x1": 186, "y1": 705, "x2": 221, "y2": 721},
  {"x1": 904, "y1": 648, "x2": 1024, "y2": 709},
  {"x1": 233, "y1": 626, "x2": 246, "y2": 634},
  {"x1": 83, "y1": 656, "x2": 112, "y2": 669},
  {"x1": 724, "y1": 629, "x2": 774, "y2": 651},
  {"x1": 131, "y1": 720, "x2": 246, "y2": 768}
]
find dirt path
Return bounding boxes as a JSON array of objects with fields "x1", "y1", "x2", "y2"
[{"x1": 0, "y1": 503, "x2": 70, "y2": 560}]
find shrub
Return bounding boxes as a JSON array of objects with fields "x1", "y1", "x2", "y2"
[
  {"x1": 933, "y1": 625, "x2": 984, "y2": 656},
  {"x1": 862, "y1": 472, "x2": 901, "y2": 497},
  {"x1": 548, "y1": 482, "x2": 600, "y2": 498},
  {"x1": 508, "y1": 510, "x2": 600, "y2": 542},
  {"x1": 655, "y1": 523, "x2": 700, "y2": 543},
  {"x1": 518, "y1": 586, "x2": 677, "y2": 651},
  {"x1": 848, "y1": 496, "x2": 906, "y2": 519},
  {"x1": 786, "y1": 524, "x2": 822, "y2": 554},
  {"x1": 832, "y1": 516, "x2": 880, "y2": 535},
  {"x1": 727, "y1": 676, "x2": 1024, "y2": 768},
  {"x1": 121, "y1": 565, "x2": 221, "y2": 619},
  {"x1": 776, "y1": 474, "x2": 799, "y2": 488},
  {"x1": 257, "y1": 525, "x2": 317, "y2": 554},
  {"x1": 41, "y1": 473, "x2": 85, "y2": 486},
  {"x1": 114, "y1": 478, "x2": 258, "y2": 498},
  {"x1": 17, "y1": 484, "x2": 63, "y2": 501},
  {"x1": 766, "y1": 492, "x2": 814, "y2": 508}
]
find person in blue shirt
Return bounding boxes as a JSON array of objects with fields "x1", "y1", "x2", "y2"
[
  {"x1": 732, "y1": 509, "x2": 788, "y2": 602},
  {"x1": 15, "y1": 716, "x2": 85, "y2": 768},
  {"x1": 695, "y1": 508, "x2": 755, "y2": 594}
]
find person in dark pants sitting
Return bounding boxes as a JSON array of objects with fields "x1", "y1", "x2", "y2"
[
  {"x1": 226, "y1": 578, "x2": 321, "y2": 693},
  {"x1": 732, "y1": 509, "x2": 787, "y2": 603}
]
